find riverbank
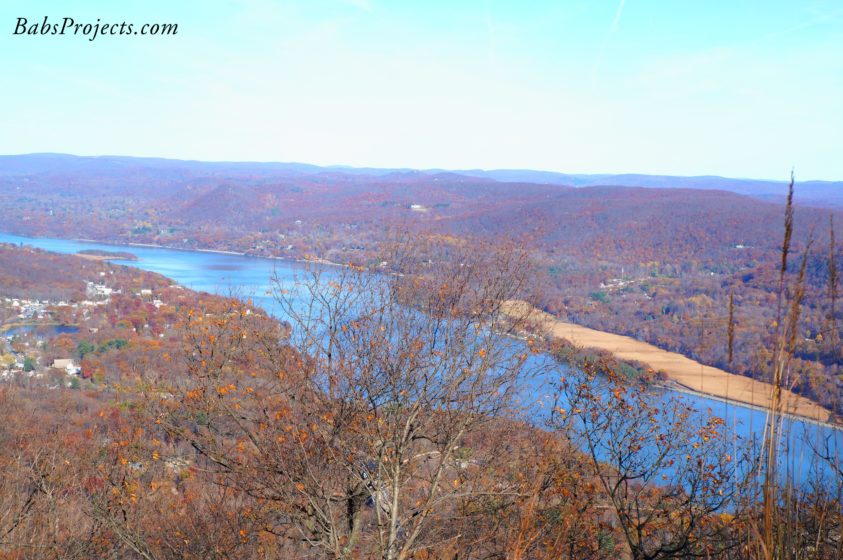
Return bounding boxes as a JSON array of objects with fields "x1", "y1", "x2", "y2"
[
  {"x1": 4, "y1": 231, "x2": 835, "y2": 425},
  {"x1": 76, "y1": 249, "x2": 139, "y2": 262},
  {"x1": 503, "y1": 300, "x2": 833, "y2": 424},
  {"x1": 75, "y1": 238, "x2": 346, "y2": 267}
]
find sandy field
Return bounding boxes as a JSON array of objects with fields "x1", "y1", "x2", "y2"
[
  {"x1": 503, "y1": 300, "x2": 832, "y2": 424},
  {"x1": 75, "y1": 253, "x2": 113, "y2": 261}
]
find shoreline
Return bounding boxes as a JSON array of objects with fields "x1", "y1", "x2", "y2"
[
  {"x1": 3, "y1": 232, "x2": 346, "y2": 268},
  {"x1": 504, "y1": 300, "x2": 835, "y2": 426},
  {"x1": 3, "y1": 231, "x2": 837, "y2": 426},
  {"x1": 655, "y1": 382, "x2": 838, "y2": 430},
  {"x1": 76, "y1": 251, "x2": 139, "y2": 262}
]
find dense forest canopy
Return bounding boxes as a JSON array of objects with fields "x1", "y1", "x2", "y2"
[
  {"x1": 1, "y1": 155, "x2": 840, "y2": 413},
  {"x1": 0, "y1": 240, "x2": 840, "y2": 559}
]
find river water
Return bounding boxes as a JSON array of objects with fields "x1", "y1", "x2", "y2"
[{"x1": 1, "y1": 232, "x2": 839, "y2": 480}]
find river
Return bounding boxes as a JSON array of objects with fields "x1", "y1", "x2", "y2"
[{"x1": 1, "y1": 232, "x2": 839, "y2": 480}]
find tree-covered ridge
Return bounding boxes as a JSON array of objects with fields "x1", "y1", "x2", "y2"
[
  {"x1": 0, "y1": 244, "x2": 166, "y2": 301},
  {"x1": 0, "y1": 239, "x2": 840, "y2": 559},
  {"x1": 2, "y1": 157, "x2": 839, "y2": 415}
]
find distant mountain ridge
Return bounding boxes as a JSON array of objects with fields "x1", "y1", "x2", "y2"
[
  {"x1": 1, "y1": 153, "x2": 840, "y2": 208},
  {"x1": 453, "y1": 169, "x2": 843, "y2": 208},
  {"x1": 2, "y1": 152, "x2": 841, "y2": 421}
]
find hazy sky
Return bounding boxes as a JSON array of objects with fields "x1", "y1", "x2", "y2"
[{"x1": 2, "y1": 0, "x2": 842, "y2": 179}]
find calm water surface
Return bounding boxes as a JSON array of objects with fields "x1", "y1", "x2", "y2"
[
  {"x1": 2, "y1": 324, "x2": 80, "y2": 338},
  {"x1": 1, "y1": 232, "x2": 839, "y2": 477}
]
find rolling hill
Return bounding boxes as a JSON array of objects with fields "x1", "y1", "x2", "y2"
[{"x1": 0, "y1": 153, "x2": 840, "y2": 414}]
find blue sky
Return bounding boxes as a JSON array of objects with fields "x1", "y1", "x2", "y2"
[{"x1": 2, "y1": 0, "x2": 842, "y2": 179}]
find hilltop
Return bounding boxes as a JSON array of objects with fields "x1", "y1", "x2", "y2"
[{"x1": 0, "y1": 153, "x2": 840, "y2": 416}]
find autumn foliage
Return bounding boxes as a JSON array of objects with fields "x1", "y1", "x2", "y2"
[{"x1": 0, "y1": 232, "x2": 840, "y2": 559}]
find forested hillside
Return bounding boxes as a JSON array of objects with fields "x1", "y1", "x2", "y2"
[
  {"x1": 0, "y1": 241, "x2": 840, "y2": 559},
  {"x1": 1, "y1": 154, "x2": 840, "y2": 413}
]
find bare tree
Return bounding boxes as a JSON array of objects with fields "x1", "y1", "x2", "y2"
[
  {"x1": 551, "y1": 361, "x2": 749, "y2": 560},
  {"x1": 156, "y1": 238, "x2": 545, "y2": 559}
]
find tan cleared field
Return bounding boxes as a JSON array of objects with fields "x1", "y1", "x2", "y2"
[
  {"x1": 75, "y1": 253, "x2": 113, "y2": 261},
  {"x1": 503, "y1": 300, "x2": 832, "y2": 423}
]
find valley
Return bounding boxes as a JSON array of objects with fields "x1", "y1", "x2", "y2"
[{"x1": 2, "y1": 154, "x2": 839, "y2": 416}]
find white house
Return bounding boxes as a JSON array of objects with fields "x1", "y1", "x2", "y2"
[{"x1": 51, "y1": 358, "x2": 81, "y2": 375}]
